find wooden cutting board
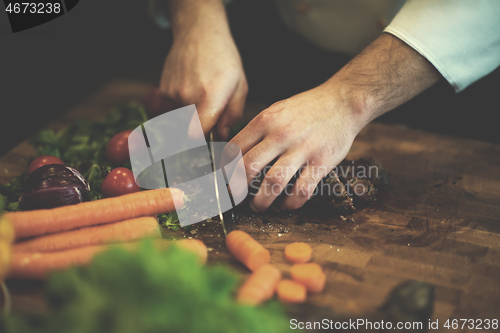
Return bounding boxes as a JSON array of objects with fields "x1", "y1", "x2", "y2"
[{"x1": 2, "y1": 80, "x2": 500, "y2": 331}]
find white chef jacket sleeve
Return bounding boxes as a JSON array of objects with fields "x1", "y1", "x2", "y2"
[{"x1": 384, "y1": 0, "x2": 500, "y2": 92}]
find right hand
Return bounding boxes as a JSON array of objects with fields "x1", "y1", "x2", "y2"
[{"x1": 159, "y1": 23, "x2": 248, "y2": 140}]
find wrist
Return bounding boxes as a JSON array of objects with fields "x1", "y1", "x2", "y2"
[
  {"x1": 168, "y1": 0, "x2": 231, "y2": 39},
  {"x1": 321, "y1": 78, "x2": 375, "y2": 137}
]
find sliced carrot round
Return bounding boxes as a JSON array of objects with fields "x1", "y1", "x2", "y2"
[
  {"x1": 290, "y1": 262, "x2": 326, "y2": 293},
  {"x1": 276, "y1": 279, "x2": 307, "y2": 304},
  {"x1": 284, "y1": 242, "x2": 312, "y2": 263}
]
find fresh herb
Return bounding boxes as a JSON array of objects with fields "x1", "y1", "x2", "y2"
[
  {"x1": 31, "y1": 102, "x2": 147, "y2": 171},
  {"x1": 0, "y1": 173, "x2": 27, "y2": 212},
  {"x1": 1, "y1": 240, "x2": 292, "y2": 333},
  {"x1": 158, "y1": 211, "x2": 181, "y2": 231},
  {"x1": 82, "y1": 164, "x2": 112, "y2": 201}
]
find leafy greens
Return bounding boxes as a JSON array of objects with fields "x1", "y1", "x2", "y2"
[{"x1": 1, "y1": 241, "x2": 292, "y2": 333}]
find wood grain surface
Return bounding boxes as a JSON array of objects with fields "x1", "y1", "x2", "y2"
[{"x1": 2, "y1": 80, "x2": 499, "y2": 332}]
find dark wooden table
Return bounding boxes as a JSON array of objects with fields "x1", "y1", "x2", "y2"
[{"x1": 2, "y1": 80, "x2": 499, "y2": 332}]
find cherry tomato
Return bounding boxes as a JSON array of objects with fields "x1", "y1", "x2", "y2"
[
  {"x1": 101, "y1": 167, "x2": 141, "y2": 198},
  {"x1": 27, "y1": 155, "x2": 64, "y2": 175},
  {"x1": 106, "y1": 130, "x2": 133, "y2": 166},
  {"x1": 144, "y1": 87, "x2": 175, "y2": 119}
]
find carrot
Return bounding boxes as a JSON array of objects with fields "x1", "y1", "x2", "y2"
[
  {"x1": 173, "y1": 239, "x2": 208, "y2": 264},
  {"x1": 12, "y1": 217, "x2": 161, "y2": 253},
  {"x1": 140, "y1": 238, "x2": 208, "y2": 264},
  {"x1": 225, "y1": 230, "x2": 270, "y2": 271},
  {"x1": 9, "y1": 244, "x2": 107, "y2": 279},
  {"x1": 237, "y1": 264, "x2": 281, "y2": 306},
  {"x1": 8, "y1": 238, "x2": 208, "y2": 280},
  {"x1": 284, "y1": 242, "x2": 312, "y2": 263},
  {"x1": 5, "y1": 187, "x2": 184, "y2": 240},
  {"x1": 276, "y1": 279, "x2": 307, "y2": 304},
  {"x1": 290, "y1": 263, "x2": 326, "y2": 293}
]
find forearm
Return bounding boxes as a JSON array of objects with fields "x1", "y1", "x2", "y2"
[
  {"x1": 327, "y1": 33, "x2": 442, "y2": 132},
  {"x1": 167, "y1": 0, "x2": 231, "y2": 39}
]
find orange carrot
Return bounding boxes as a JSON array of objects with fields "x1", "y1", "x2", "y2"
[
  {"x1": 8, "y1": 238, "x2": 208, "y2": 280},
  {"x1": 5, "y1": 187, "x2": 184, "y2": 240},
  {"x1": 12, "y1": 217, "x2": 160, "y2": 253},
  {"x1": 290, "y1": 263, "x2": 326, "y2": 293},
  {"x1": 284, "y1": 242, "x2": 312, "y2": 263},
  {"x1": 237, "y1": 264, "x2": 281, "y2": 306},
  {"x1": 276, "y1": 279, "x2": 307, "y2": 304},
  {"x1": 225, "y1": 230, "x2": 270, "y2": 271},
  {"x1": 174, "y1": 239, "x2": 208, "y2": 264},
  {"x1": 9, "y1": 244, "x2": 107, "y2": 279}
]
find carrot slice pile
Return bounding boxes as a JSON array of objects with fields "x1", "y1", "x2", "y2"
[
  {"x1": 284, "y1": 242, "x2": 312, "y2": 263},
  {"x1": 276, "y1": 279, "x2": 307, "y2": 304},
  {"x1": 290, "y1": 262, "x2": 326, "y2": 293},
  {"x1": 237, "y1": 264, "x2": 281, "y2": 306},
  {"x1": 226, "y1": 230, "x2": 270, "y2": 271}
]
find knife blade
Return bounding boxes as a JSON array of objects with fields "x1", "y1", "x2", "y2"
[{"x1": 209, "y1": 130, "x2": 227, "y2": 235}]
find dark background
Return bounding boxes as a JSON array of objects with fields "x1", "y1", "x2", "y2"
[{"x1": 1, "y1": 0, "x2": 498, "y2": 157}]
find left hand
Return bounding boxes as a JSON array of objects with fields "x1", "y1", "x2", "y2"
[
  {"x1": 230, "y1": 33, "x2": 442, "y2": 212},
  {"x1": 229, "y1": 81, "x2": 365, "y2": 212}
]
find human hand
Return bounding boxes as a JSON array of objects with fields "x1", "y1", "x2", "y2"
[
  {"x1": 229, "y1": 33, "x2": 441, "y2": 212},
  {"x1": 230, "y1": 81, "x2": 365, "y2": 212},
  {"x1": 159, "y1": 17, "x2": 247, "y2": 139}
]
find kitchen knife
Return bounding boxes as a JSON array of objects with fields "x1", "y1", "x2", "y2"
[{"x1": 209, "y1": 130, "x2": 236, "y2": 236}]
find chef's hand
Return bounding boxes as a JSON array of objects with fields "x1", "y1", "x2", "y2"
[
  {"x1": 231, "y1": 33, "x2": 442, "y2": 212},
  {"x1": 160, "y1": 0, "x2": 247, "y2": 140},
  {"x1": 230, "y1": 82, "x2": 361, "y2": 212}
]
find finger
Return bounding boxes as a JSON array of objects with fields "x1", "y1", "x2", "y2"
[
  {"x1": 278, "y1": 159, "x2": 332, "y2": 211},
  {"x1": 196, "y1": 83, "x2": 236, "y2": 136},
  {"x1": 250, "y1": 152, "x2": 306, "y2": 212},
  {"x1": 159, "y1": 66, "x2": 190, "y2": 108},
  {"x1": 216, "y1": 79, "x2": 248, "y2": 140},
  {"x1": 227, "y1": 137, "x2": 284, "y2": 202},
  {"x1": 229, "y1": 110, "x2": 268, "y2": 156},
  {"x1": 244, "y1": 138, "x2": 287, "y2": 185}
]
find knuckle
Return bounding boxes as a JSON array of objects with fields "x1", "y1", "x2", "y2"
[
  {"x1": 253, "y1": 112, "x2": 267, "y2": 127},
  {"x1": 271, "y1": 127, "x2": 290, "y2": 142},
  {"x1": 177, "y1": 85, "x2": 195, "y2": 103}
]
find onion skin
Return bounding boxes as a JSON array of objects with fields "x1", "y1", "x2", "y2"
[{"x1": 19, "y1": 186, "x2": 83, "y2": 211}]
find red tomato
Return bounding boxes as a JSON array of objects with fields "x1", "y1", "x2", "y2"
[
  {"x1": 144, "y1": 87, "x2": 175, "y2": 119},
  {"x1": 106, "y1": 130, "x2": 133, "y2": 166},
  {"x1": 27, "y1": 155, "x2": 64, "y2": 175},
  {"x1": 101, "y1": 167, "x2": 141, "y2": 198}
]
